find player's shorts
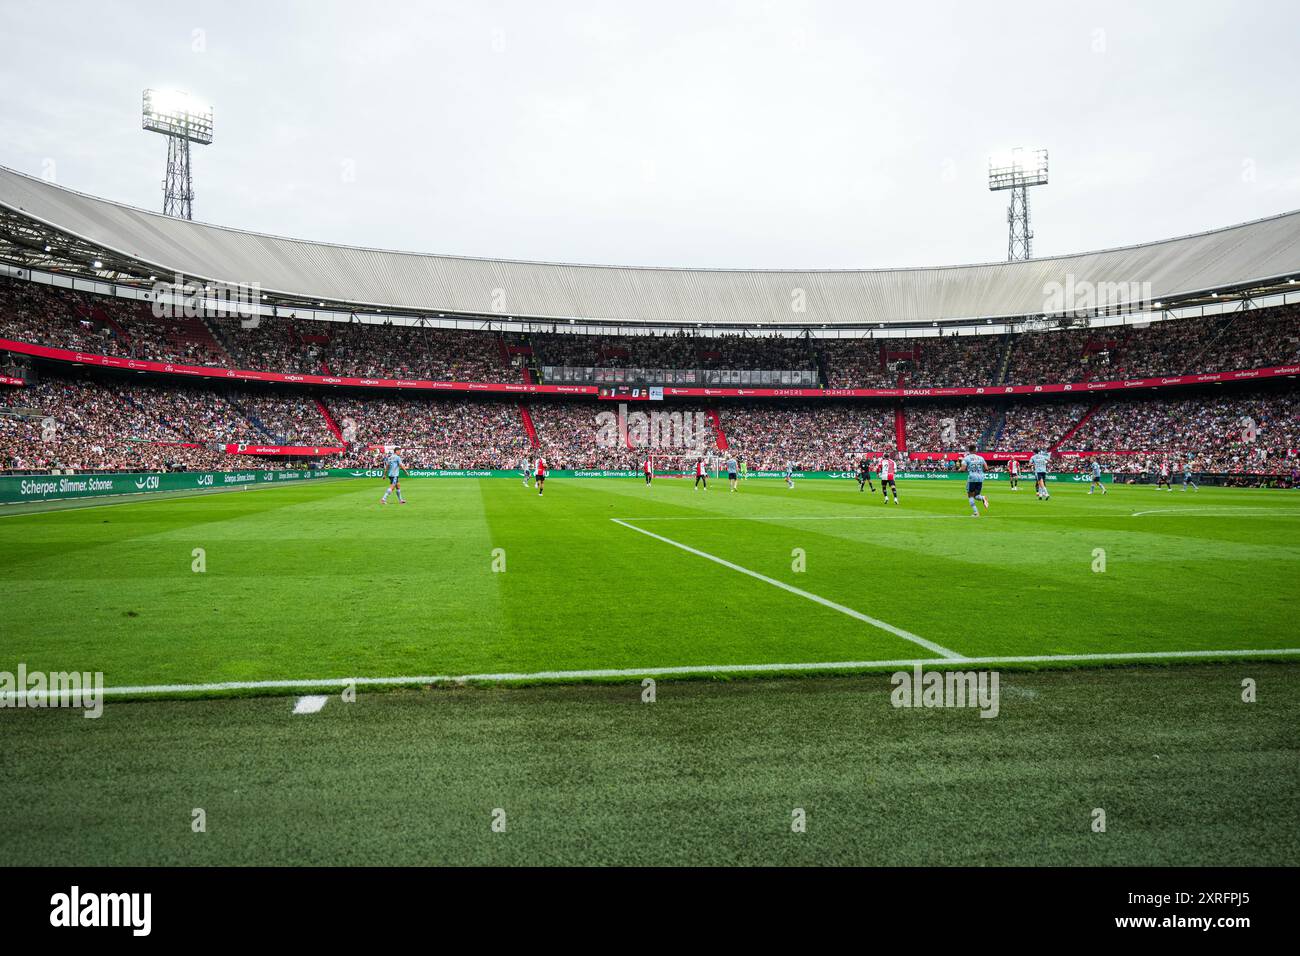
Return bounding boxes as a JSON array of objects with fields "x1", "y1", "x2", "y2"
[
  {"x1": 728, "y1": 472, "x2": 737, "y2": 481},
  {"x1": 535, "y1": 473, "x2": 545, "y2": 481},
  {"x1": 1035, "y1": 472, "x2": 1047, "y2": 481},
  {"x1": 966, "y1": 481, "x2": 983, "y2": 495},
  {"x1": 387, "y1": 474, "x2": 400, "y2": 483},
  {"x1": 881, "y1": 476, "x2": 896, "y2": 486}
]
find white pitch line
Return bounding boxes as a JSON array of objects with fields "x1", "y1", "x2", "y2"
[
  {"x1": 612, "y1": 514, "x2": 966, "y2": 521},
  {"x1": 9, "y1": 648, "x2": 1298, "y2": 701},
  {"x1": 610, "y1": 517, "x2": 963, "y2": 659},
  {"x1": 1131, "y1": 507, "x2": 1300, "y2": 517},
  {"x1": 292, "y1": 695, "x2": 328, "y2": 714}
]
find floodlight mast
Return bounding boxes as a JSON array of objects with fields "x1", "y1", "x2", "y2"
[
  {"x1": 142, "y1": 89, "x2": 214, "y2": 220},
  {"x1": 988, "y1": 147, "x2": 1048, "y2": 261}
]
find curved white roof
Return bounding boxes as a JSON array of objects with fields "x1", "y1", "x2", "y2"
[{"x1": 2, "y1": 164, "x2": 1299, "y2": 326}]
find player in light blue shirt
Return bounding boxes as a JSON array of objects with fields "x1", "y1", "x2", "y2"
[
  {"x1": 1029, "y1": 449, "x2": 1051, "y2": 500},
  {"x1": 1181, "y1": 456, "x2": 1199, "y2": 492},
  {"x1": 962, "y1": 445, "x2": 990, "y2": 516},
  {"x1": 726, "y1": 457, "x2": 739, "y2": 492},
  {"x1": 381, "y1": 450, "x2": 406, "y2": 505},
  {"x1": 1088, "y1": 459, "x2": 1107, "y2": 496}
]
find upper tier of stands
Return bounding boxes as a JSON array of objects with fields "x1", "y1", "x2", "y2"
[{"x1": 2, "y1": 278, "x2": 1297, "y2": 391}]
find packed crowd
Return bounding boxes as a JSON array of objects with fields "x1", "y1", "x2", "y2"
[
  {"x1": 211, "y1": 317, "x2": 508, "y2": 382},
  {"x1": 5, "y1": 277, "x2": 1299, "y2": 391},
  {"x1": 721, "y1": 403, "x2": 894, "y2": 470},
  {"x1": 0, "y1": 372, "x2": 337, "y2": 472},
  {"x1": 905, "y1": 402, "x2": 996, "y2": 451},
  {"x1": 821, "y1": 335, "x2": 1006, "y2": 389},
  {"x1": 532, "y1": 330, "x2": 816, "y2": 372},
  {"x1": 1070, "y1": 389, "x2": 1299, "y2": 474},
  {"x1": 329, "y1": 394, "x2": 531, "y2": 469},
  {"x1": 991, "y1": 401, "x2": 1092, "y2": 452}
]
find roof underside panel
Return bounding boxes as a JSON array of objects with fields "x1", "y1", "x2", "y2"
[{"x1": 2, "y1": 165, "x2": 1299, "y2": 325}]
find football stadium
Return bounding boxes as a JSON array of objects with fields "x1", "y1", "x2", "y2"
[{"x1": 0, "y1": 0, "x2": 1297, "y2": 915}]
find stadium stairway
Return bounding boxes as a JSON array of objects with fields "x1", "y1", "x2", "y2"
[
  {"x1": 81, "y1": 304, "x2": 132, "y2": 348},
  {"x1": 518, "y1": 403, "x2": 539, "y2": 447},
  {"x1": 894, "y1": 402, "x2": 907, "y2": 452},
  {"x1": 163, "y1": 313, "x2": 227, "y2": 364},
  {"x1": 813, "y1": 345, "x2": 831, "y2": 387},
  {"x1": 994, "y1": 332, "x2": 1015, "y2": 384},
  {"x1": 1052, "y1": 402, "x2": 1101, "y2": 451},
  {"x1": 980, "y1": 403, "x2": 1008, "y2": 449},
  {"x1": 706, "y1": 407, "x2": 729, "y2": 450},
  {"x1": 224, "y1": 396, "x2": 276, "y2": 442},
  {"x1": 314, "y1": 398, "x2": 344, "y2": 441},
  {"x1": 202, "y1": 315, "x2": 243, "y2": 365}
]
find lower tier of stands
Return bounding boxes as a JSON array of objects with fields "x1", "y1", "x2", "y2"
[{"x1": 2, "y1": 366, "x2": 1295, "y2": 478}]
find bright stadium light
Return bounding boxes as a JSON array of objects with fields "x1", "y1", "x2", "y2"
[
  {"x1": 142, "y1": 88, "x2": 214, "y2": 220},
  {"x1": 988, "y1": 147, "x2": 1048, "y2": 261}
]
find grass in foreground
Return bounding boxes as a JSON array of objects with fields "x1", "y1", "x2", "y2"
[
  {"x1": 1, "y1": 663, "x2": 1295, "y2": 865},
  {"x1": 1, "y1": 478, "x2": 1297, "y2": 690}
]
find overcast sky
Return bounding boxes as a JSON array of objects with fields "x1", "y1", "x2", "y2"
[{"x1": 1, "y1": 0, "x2": 1297, "y2": 270}]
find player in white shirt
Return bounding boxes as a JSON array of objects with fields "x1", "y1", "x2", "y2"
[
  {"x1": 961, "y1": 445, "x2": 990, "y2": 517},
  {"x1": 380, "y1": 450, "x2": 406, "y2": 505},
  {"x1": 878, "y1": 456, "x2": 899, "y2": 504},
  {"x1": 522, "y1": 455, "x2": 532, "y2": 488},
  {"x1": 1087, "y1": 459, "x2": 1108, "y2": 495},
  {"x1": 1029, "y1": 449, "x2": 1052, "y2": 500},
  {"x1": 784, "y1": 462, "x2": 795, "y2": 489},
  {"x1": 1157, "y1": 460, "x2": 1173, "y2": 491},
  {"x1": 693, "y1": 457, "x2": 708, "y2": 491},
  {"x1": 1007, "y1": 457, "x2": 1020, "y2": 491}
]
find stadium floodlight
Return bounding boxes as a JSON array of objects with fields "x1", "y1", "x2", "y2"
[
  {"x1": 142, "y1": 88, "x2": 214, "y2": 220},
  {"x1": 988, "y1": 147, "x2": 1048, "y2": 261}
]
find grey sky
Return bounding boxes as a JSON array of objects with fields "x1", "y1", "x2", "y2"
[{"x1": 1, "y1": 0, "x2": 1297, "y2": 270}]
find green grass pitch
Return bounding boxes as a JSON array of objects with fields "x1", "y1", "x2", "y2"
[
  {"x1": 1, "y1": 476, "x2": 1297, "y2": 687},
  {"x1": 2, "y1": 477, "x2": 1297, "y2": 865}
]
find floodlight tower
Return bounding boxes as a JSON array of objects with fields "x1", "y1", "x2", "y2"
[
  {"x1": 988, "y1": 147, "x2": 1048, "y2": 261},
  {"x1": 142, "y1": 89, "x2": 213, "y2": 220}
]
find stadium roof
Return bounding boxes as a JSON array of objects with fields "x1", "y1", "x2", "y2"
[{"x1": 1, "y1": 163, "x2": 1299, "y2": 329}]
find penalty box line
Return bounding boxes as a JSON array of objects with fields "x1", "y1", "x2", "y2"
[{"x1": 609, "y1": 517, "x2": 964, "y2": 660}]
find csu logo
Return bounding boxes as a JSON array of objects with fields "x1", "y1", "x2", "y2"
[
  {"x1": 196, "y1": 474, "x2": 213, "y2": 486},
  {"x1": 134, "y1": 476, "x2": 160, "y2": 490}
]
